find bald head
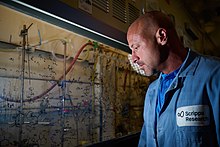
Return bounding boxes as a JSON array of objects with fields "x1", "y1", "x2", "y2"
[{"x1": 128, "y1": 11, "x2": 175, "y2": 39}]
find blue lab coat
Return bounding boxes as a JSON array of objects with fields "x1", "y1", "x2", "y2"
[{"x1": 138, "y1": 49, "x2": 220, "y2": 147}]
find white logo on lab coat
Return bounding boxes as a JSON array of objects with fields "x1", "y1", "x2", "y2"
[{"x1": 176, "y1": 105, "x2": 210, "y2": 127}]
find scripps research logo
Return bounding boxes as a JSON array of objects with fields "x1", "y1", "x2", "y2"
[
  {"x1": 177, "y1": 110, "x2": 205, "y2": 118},
  {"x1": 176, "y1": 105, "x2": 210, "y2": 127},
  {"x1": 177, "y1": 111, "x2": 184, "y2": 117}
]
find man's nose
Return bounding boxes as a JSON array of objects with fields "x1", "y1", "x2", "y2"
[{"x1": 132, "y1": 52, "x2": 139, "y2": 63}]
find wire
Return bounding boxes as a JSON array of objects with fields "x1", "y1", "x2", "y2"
[
  {"x1": 32, "y1": 37, "x2": 74, "y2": 61},
  {"x1": 50, "y1": 39, "x2": 74, "y2": 61},
  {"x1": 76, "y1": 48, "x2": 90, "y2": 62}
]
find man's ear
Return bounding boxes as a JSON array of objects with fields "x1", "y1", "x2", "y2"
[{"x1": 155, "y1": 28, "x2": 168, "y2": 45}]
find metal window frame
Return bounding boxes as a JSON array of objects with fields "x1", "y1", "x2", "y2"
[{"x1": 0, "y1": 0, "x2": 131, "y2": 53}]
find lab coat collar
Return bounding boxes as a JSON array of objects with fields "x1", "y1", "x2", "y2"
[{"x1": 178, "y1": 49, "x2": 200, "y2": 77}]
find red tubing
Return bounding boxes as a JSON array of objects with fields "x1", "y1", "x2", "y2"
[{"x1": 5, "y1": 42, "x2": 94, "y2": 103}]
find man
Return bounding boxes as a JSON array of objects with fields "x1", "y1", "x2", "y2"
[{"x1": 127, "y1": 11, "x2": 220, "y2": 147}]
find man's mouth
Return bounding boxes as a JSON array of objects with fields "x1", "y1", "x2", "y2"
[
  {"x1": 137, "y1": 62, "x2": 144, "y2": 69},
  {"x1": 139, "y1": 65, "x2": 144, "y2": 70}
]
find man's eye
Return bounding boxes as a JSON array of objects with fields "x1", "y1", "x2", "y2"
[{"x1": 134, "y1": 47, "x2": 138, "y2": 51}]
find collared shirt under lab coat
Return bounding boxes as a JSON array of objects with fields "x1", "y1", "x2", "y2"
[{"x1": 138, "y1": 49, "x2": 220, "y2": 147}]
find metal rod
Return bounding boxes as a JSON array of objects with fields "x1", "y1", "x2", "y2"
[
  {"x1": 61, "y1": 42, "x2": 67, "y2": 147},
  {"x1": 0, "y1": 75, "x2": 98, "y2": 84},
  {"x1": 18, "y1": 24, "x2": 27, "y2": 147}
]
